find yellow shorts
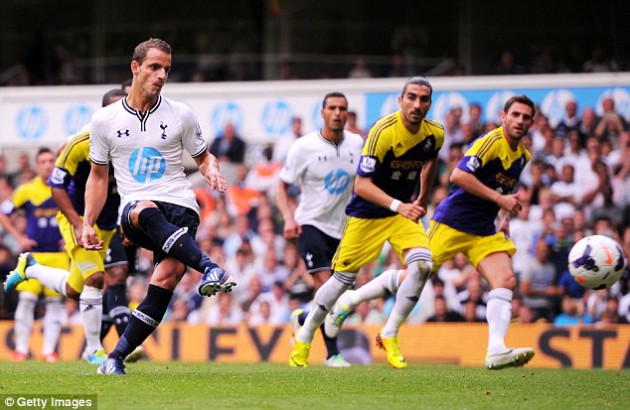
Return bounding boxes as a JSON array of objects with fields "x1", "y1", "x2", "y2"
[
  {"x1": 57, "y1": 213, "x2": 115, "y2": 293},
  {"x1": 17, "y1": 252, "x2": 68, "y2": 297},
  {"x1": 332, "y1": 215, "x2": 429, "y2": 273},
  {"x1": 428, "y1": 221, "x2": 516, "y2": 271}
]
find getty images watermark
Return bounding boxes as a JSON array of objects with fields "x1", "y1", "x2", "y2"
[{"x1": 1, "y1": 395, "x2": 96, "y2": 409}]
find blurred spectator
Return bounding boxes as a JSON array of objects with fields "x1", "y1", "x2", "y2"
[
  {"x1": 466, "y1": 102, "x2": 484, "y2": 141},
  {"x1": 494, "y1": 50, "x2": 525, "y2": 75},
  {"x1": 553, "y1": 296, "x2": 593, "y2": 327},
  {"x1": 347, "y1": 56, "x2": 372, "y2": 79},
  {"x1": 550, "y1": 164, "x2": 580, "y2": 220},
  {"x1": 258, "y1": 250, "x2": 290, "y2": 292},
  {"x1": 345, "y1": 300, "x2": 387, "y2": 325},
  {"x1": 582, "y1": 46, "x2": 619, "y2": 73},
  {"x1": 582, "y1": 160, "x2": 624, "y2": 221},
  {"x1": 241, "y1": 276, "x2": 263, "y2": 313},
  {"x1": 555, "y1": 100, "x2": 580, "y2": 137},
  {"x1": 272, "y1": 117, "x2": 303, "y2": 164},
  {"x1": 247, "y1": 300, "x2": 275, "y2": 326},
  {"x1": 346, "y1": 111, "x2": 366, "y2": 139},
  {"x1": 168, "y1": 299, "x2": 191, "y2": 322},
  {"x1": 225, "y1": 247, "x2": 259, "y2": 304},
  {"x1": 226, "y1": 165, "x2": 260, "y2": 216},
  {"x1": 455, "y1": 272, "x2": 487, "y2": 321},
  {"x1": 594, "y1": 97, "x2": 627, "y2": 143},
  {"x1": 510, "y1": 203, "x2": 542, "y2": 276},
  {"x1": 223, "y1": 214, "x2": 263, "y2": 260},
  {"x1": 7, "y1": 152, "x2": 34, "y2": 188},
  {"x1": 519, "y1": 239, "x2": 563, "y2": 321},
  {"x1": 439, "y1": 109, "x2": 465, "y2": 163},
  {"x1": 282, "y1": 242, "x2": 314, "y2": 304},
  {"x1": 170, "y1": 272, "x2": 204, "y2": 318},
  {"x1": 579, "y1": 107, "x2": 599, "y2": 138},
  {"x1": 209, "y1": 122, "x2": 246, "y2": 164},
  {"x1": 426, "y1": 295, "x2": 464, "y2": 322},
  {"x1": 598, "y1": 296, "x2": 627, "y2": 325},
  {"x1": 245, "y1": 145, "x2": 282, "y2": 196},
  {"x1": 249, "y1": 281, "x2": 290, "y2": 324},
  {"x1": 195, "y1": 292, "x2": 243, "y2": 326},
  {"x1": 512, "y1": 303, "x2": 545, "y2": 324}
]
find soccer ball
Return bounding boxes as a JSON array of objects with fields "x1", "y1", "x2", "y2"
[{"x1": 567, "y1": 235, "x2": 626, "y2": 290}]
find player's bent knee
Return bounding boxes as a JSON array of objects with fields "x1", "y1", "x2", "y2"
[
  {"x1": 106, "y1": 266, "x2": 128, "y2": 285},
  {"x1": 415, "y1": 259, "x2": 433, "y2": 281},
  {"x1": 85, "y1": 271, "x2": 105, "y2": 289},
  {"x1": 66, "y1": 287, "x2": 81, "y2": 301}
]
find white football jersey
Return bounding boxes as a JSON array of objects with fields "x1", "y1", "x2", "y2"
[
  {"x1": 279, "y1": 130, "x2": 364, "y2": 239},
  {"x1": 90, "y1": 96, "x2": 207, "y2": 216}
]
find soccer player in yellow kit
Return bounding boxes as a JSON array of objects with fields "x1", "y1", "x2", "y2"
[
  {"x1": 290, "y1": 77, "x2": 443, "y2": 369},
  {"x1": 430, "y1": 95, "x2": 537, "y2": 369},
  {"x1": 1, "y1": 148, "x2": 68, "y2": 362}
]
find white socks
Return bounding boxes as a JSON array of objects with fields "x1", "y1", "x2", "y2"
[
  {"x1": 42, "y1": 296, "x2": 65, "y2": 356},
  {"x1": 297, "y1": 272, "x2": 354, "y2": 344},
  {"x1": 342, "y1": 269, "x2": 403, "y2": 309},
  {"x1": 486, "y1": 288, "x2": 513, "y2": 355},
  {"x1": 80, "y1": 286, "x2": 104, "y2": 354},
  {"x1": 382, "y1": 249, "x2": 432, "y2": 338},
  {"x1": 14, "y1": 293, "x2": 37, "y2": 355},
  {"x1": 25, "y1": 264, "x2": 69, "y2": 297}
]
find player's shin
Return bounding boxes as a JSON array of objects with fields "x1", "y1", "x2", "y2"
[
  {"x1": 80, "y1": 286, "x2": 104, "y2": 354},
  {"x1": 486, "y1": 288, "x2": 512, "y2": 355},
  {"x1": 381, "y1": 250, "x2": 432, "y2": 338},
  {"x1": 298, "y1": 271, "x2": 355, "y2": 344},
  {"x1": 106, "y1": 284, "x2": 131, "y2": 337},
  {"x1": 42, "y1": 296, "x2": 65, "y2": 357},
  {"x1": 109, "y1": 284, "x2": 172, "y2": 360},
  {"x1": 14, "y1": 293, "x2": 37, "y2": 356},
  {"x1": 25, "y1": 264, "x2": 69, "y2": 297},
  {"x1": 349, "y1": 269, "x2": 403, "y2": 308}
]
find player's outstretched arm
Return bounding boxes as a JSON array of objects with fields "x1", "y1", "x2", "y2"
[
  {"x1": 450, "y1": 168, "x2": 521, "y2": 216},
  {"x1": 354, "y1": 175, "x2": 423, "y2": 221},
  {"x1": 195, "y1": 151, "x2": 227, "y2": 193},
  {"x1": 81, "y1": 162, "x2": 109, "y2": 250}
]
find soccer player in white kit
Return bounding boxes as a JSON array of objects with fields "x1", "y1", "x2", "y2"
[
  {"x1": 276, "y1": 92, "x2": 364, "y2": 367},
  {"x1": 81, "y1": 38, "x2": 232, "y2": 375}
]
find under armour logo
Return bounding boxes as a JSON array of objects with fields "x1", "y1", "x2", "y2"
[
  {"x1": 160, "y1": 122, "x2": 168, "y2": 139},
  {"x1": 117, "y1": 129, "x2": 130, "y2": 138}
]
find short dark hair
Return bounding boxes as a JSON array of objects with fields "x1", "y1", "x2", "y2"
[
  {"x1": 36, "y1": 147, "x2": 53, "y2": 159},
  {"x1": 503, "y1": 95, "x2": 536, "y2": 118},
  {"x1": 132, "y1": 38, "x2": 172, "y2": 64},
  {"x1": 322, "y1": 92, "x2": 347, "y2": 108},
  {"x1": 102, "y1": 88, "x2": 126, "y2": 107},
  {"x1": 401, "y1": 76, "x2": 433, "y2": 98}
]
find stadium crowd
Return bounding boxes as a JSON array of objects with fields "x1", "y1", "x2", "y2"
[{"x1": 0, "y1": 96, "x2": 629, "y2": 332}]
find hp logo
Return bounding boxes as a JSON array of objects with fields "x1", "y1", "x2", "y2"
[
  {"x1": 128, "y1": 147, "x2": 166, "y2": 183},
  {"x1": 64, "y1": 104, "x2": 93, "y2": 135},
  {"x1": 324, "y1": 169, "x2": 350, "y2": 195},
  {"x1": 211, "y1": 101, "x2": 243, "y2": 134},
  {"x1": 16, "y1": 105, "x2": 48, "y2": 140},
  {"x1": 261, "y1": 100, "x2": 292, "y2": 135}
]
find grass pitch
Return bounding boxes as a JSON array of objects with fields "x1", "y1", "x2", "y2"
[{"x1": 1, "y1": 361, "x2": 628, "y2": 409}]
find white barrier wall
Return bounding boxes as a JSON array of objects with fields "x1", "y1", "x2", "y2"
[{"x1": 1, "y1": 73, "x2": 630, "y2": 151}]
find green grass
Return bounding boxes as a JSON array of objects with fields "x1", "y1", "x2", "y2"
[{"x1": 1, "y1": 361, "x2": 628, "y2": 409}]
